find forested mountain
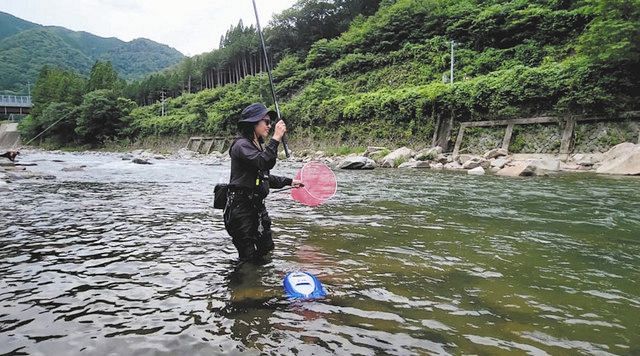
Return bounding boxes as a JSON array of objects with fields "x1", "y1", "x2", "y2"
[
  {"x1": 19, "y1": 0, "x2": 640, "y2": 150},
  {"x1": 0, "y1": 11, "x2": 38, "y2": 40},
  {"x1": 0, "y1": 11, "x2": 184, "y2": 94}
]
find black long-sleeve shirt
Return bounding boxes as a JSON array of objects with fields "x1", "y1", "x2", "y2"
[{"x1": 228, "y1": 137, "x2": 292, "y2": 198}]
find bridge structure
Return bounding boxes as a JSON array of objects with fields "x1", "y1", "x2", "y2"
[{"x1": 0, "y1": 95, "x2": 32, "y2": 116}]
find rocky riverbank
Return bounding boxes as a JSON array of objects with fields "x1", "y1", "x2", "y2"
[
  {"x1": 2, "y1": 142, "x2": 639, "y2": 188},
  {"x1": 335, "y1": 142, "x2": 640, "y2": 177},
  {"x1": 330, "y1": 142, "x2": 640, "y2": 177}
]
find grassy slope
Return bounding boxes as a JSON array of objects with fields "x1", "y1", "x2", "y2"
[{"x1": 130, "y1": 0, "x2": 640, "y2": 149}]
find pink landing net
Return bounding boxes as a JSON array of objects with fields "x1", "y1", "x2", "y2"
[{"x1": 291, "y1": 161, "x2": 337, "y2": 207}]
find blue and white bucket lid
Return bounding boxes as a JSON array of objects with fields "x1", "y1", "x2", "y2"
[{"x1": 283, "y1": 271, "x2": 327, "y2": 299}]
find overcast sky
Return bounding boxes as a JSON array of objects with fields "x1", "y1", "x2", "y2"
[{"x1": 0, "y1": 0, "x2": 297, "y2": 56}]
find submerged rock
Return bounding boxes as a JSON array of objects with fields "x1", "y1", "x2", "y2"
[
  {"x1": 338, "y1": 156, "x2": 376, "y2": 170},
  {"x1": 61, "y1": 165, "x2": 86, "y2": 172},
  {"x1": 132, "y1": 158, "x2": 152, "y2": 165}
]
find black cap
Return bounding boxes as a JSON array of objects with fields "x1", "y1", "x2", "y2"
[{"x1": 239, "y1": 103, "x2": 277, "y2": 123}]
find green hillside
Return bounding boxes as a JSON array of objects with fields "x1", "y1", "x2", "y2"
[
  {"x1": 124, "y1": 0, "x2": 639, "y2": 146},
  {"x1": 47, "y1": 26, "x2": 124, "y2": 58},
  {"x1": 0, "y1": 11, "x2": 38, "y2": 40},
  {"x1": 0, "y1": 11, "x2": 184, "y2": 94},
  {"x1": 19, "y1": 0, "x2": 640, "y2": 149},
  {"x1": 0, "y1": 28, "x2": 93, "y2": 93}
]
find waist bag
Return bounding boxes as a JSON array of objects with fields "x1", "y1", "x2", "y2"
[{"x1": 213, "y1": 184, "x2": 228, "y2": 209}]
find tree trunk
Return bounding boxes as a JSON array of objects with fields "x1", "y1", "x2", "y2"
[{"x1": 242, "y1": 56, "x2": 248, "y2": 77}]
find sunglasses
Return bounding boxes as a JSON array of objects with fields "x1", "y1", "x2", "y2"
[{"x1": 261, "y1": 119, "x2": 272, "y2": 126}]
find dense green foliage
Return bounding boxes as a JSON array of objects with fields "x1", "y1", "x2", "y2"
[
  {"x1": 125, "y1": 0, "x2": 638, "y2": 146},
  {"x1": 123, "y1": 0, "x2": 382, "y2": 105},
  {"x1": 18, "y1": 0, "x2": 640, "y2": 149},
  {"x1": 19, "y1": 62, "x2": 137, "y2": 147},
  {"x1": 0, "y1": 11, "x2": 184, "y2": 94},
  {"x1": 266, "y1": 0, "x2": 382, "y2": 59}
]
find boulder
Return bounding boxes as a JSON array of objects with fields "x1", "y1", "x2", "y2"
[
  {"x1": 596, "y1": 144, "x2": 640, "y2": 175},
  {"x1": 526, "y1": 158, "x2": 561, "y2": 172},
  {"x1": 559, "y1": 162, "x2": 582, "y2": 171},
  {"x1": 363, "y1": 146, "x2": 387, "y2": 157},
  {"x1": 338, "y1": 156, "x2": 376, "y2": 170},
  {"x1": 380, "y1": 147, "x2": 414, "y2": 168},
  {"x1": 3, "y1": 165, "x2": 25, "y2": 171},
  {"x1": 483, "y1": 148, "x2": 508, "y2": 159},
  {"x1": 491, "y1": 157, "x2": 511, "y2": 169},
  {"x1": 455, "y1": 154, "x2": 474, "y2": 165},
  {"x1": 61, "y1": 165, "x2": 86, "y2": 172},
  {"x1": 601, "y1": 142, "x2": 637, "y2": 162},
  {"x1": 496, "y1": 162, "x2": 537, "y2": 177},
  {"x1": 398, "y1": 161, "x2": 431, "y2": 168},
  {"x1": 132, "y1": 158, "x2": 152, "y2": 165},
  {"x1": 468, "y1": 166, "x2": 485, "y2": 175},
  {"x1": 430, "y1": 162, "x2": 444, "y2": 169},
  {"x1": 415, "y1": 146, "x2": 443, "y2": 161},
  {"x1": 443, "y1": 161, "x2": 463, "y2": 170},
  {"x1": 5, "y1": 171, "x2": 56, "y2": 180},
  {"x1": 571, "y1": 153, "x2": 603, "y2": 167},
  {"x1": 462, "y1": 156, "x2": 490, "y2": 170},
  {"x1": 436, "y1": 154, "x2": 451, "y2": 164}
]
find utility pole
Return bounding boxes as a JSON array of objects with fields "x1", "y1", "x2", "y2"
[
  {"x1": 160, "y1": 90, "x2": 166, "y2": 116},
  {"x1": 27, "y1": 81, "x2": 31, "y2": 98},
  {"x1": 450, "y1": 40, "x2": 455, "y2": 85}
]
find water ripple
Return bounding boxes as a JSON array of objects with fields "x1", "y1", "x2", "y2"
[{"x1": 1, "y1": 151, "x2": 639, "y2": 354}]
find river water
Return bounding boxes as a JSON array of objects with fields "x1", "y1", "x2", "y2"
[{"x1": 1, "y1": 151, "x2": 639, "y2": 355}]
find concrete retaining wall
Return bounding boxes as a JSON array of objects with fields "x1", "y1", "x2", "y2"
[{"x1": 0, "y1": 122, "x2": 20, "y2": 149}]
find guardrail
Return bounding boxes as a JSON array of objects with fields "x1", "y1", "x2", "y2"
[{"x1": 0, "y1": 95, "x2": 32, "y2": 107}]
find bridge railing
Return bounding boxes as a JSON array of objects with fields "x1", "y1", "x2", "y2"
[{"x1": 0, "y1": 95, "x2": 32, "y2": 107}]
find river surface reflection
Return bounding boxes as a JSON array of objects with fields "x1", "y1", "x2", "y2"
[{"x1": 1, "y1": 151, "x2": 639, "y2": 355}]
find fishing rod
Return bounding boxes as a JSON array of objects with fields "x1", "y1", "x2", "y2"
[
  {"x1": 1, "y1": 111, "x2": 72, "y2": 158},
  {"x1": 22, "y1": 112, "x2": 72, "y2": 146},
  {"x1": 251, "y1": 0, "x2": 291, "y2": 158}
]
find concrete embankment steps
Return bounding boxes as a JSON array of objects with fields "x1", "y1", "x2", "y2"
[{"x1": 0, "y1": 122, "x2": 20, "y2": 149}]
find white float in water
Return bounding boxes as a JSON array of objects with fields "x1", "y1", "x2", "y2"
[{"x1": 283, "y1": 271, "x2": 326, "y2": 299}]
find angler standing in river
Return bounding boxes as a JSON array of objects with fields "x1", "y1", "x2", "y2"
[{"x1": 223, "y1": 103, "x2": 302, "y2": 263}]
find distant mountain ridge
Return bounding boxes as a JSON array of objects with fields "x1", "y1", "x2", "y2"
[{"x1": 0, "y1": 11, "x2": 184, "y2": 93}]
